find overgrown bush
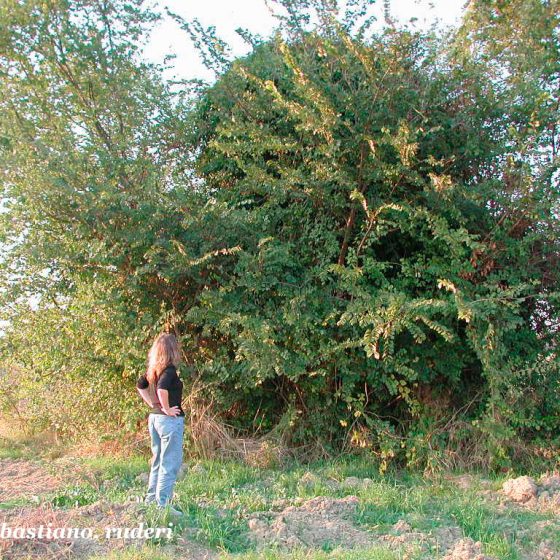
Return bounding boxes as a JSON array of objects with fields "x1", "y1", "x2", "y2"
[{"x1": 0, "y1": 0, "x2": 558, "y2": 470}]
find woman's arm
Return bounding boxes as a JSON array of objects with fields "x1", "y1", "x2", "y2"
[
  {"x1": 136, "y1": 387, "x2": 154, "y2": 408},
  {"x1": 157, "y1": 388, "x2": 181, "y2": 416}
]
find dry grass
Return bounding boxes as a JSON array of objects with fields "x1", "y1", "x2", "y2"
[
  {"x1": 67, "y1": 432, "x2": 149, "y2": 460},
  {"x1": 182, "y1": 380, "x2": 295, "y2": 468},
  {"x1": 2, "y1": 386, "x2": 314, "y2": 471},
  {"x1": 0, "y1": 416, "x2": 59, "y2": 451}
]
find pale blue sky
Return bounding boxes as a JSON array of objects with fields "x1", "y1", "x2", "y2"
[{"x1": 145, "y1": 0, "x2": 467, "y2": 82}]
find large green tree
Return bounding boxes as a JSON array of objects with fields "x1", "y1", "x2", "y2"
[
  {"x1": 0, "y1": 0, "x2": 217, "y2": 436},
  {"x1": 0, "y1": 0, "x2": 558, "y2": 469}
]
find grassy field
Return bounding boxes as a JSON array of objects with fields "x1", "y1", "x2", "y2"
[{"x1": 0, "y1": 424, "x2": 558, "y2": 560}]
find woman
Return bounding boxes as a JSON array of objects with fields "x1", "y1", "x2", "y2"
[{"x1": 136, "y1": 332, "x2": 185, "y2": 516}]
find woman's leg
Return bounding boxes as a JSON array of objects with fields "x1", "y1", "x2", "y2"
[
  {"x1": 146, "y1": 414, "x2": 161, "y2": 503},
  {"x1": 154, "y1": 416, "x2": 184, "y2": 506}
]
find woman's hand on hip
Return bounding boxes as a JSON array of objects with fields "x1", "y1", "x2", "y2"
[{"x1": 164, "y1": 406, "x2": 181, "y2": 417}]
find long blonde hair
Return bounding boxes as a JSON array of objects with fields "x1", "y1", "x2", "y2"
[{"x1": 146, "y1": 333, "x2": 181, "y2": 385}]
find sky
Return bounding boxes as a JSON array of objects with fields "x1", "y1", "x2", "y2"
[{"x1": 144, "y1": 0, "x2": 468, "y2": 83}]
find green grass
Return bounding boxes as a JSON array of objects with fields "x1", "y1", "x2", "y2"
[
  {"x1": 0, "y1": 433, "x2": 40, "y2": 459},
  {"x1": 217, "y1": 545, "x2": 410, "y2": 559},
  {"x1": 89, "y1": 547, "x2": 175, "y2": 560},
  {"x1": 49, "y1": 483, "x2": 101, "y2": 508},
  {"x1": 76, "y1": 454, "x2": 149, "y2": 498},
  {"x1": 167, "y1": 458, "x2": 558, "y2": 559},
  {"x1": 78, "y1": 454, "x2": 148, "y2": 480},
  {"x1": 87, "y1": 545, "x2": 408, "y2": 560},
  {"x1": 0, "y1": 439, "x2": 26, "y2": 459},
  {"x1": 40, "y1": 454, "x2": 150, "y2": 508},
  {"x1": 0, "y1": 496, "x2": 36, "y2": 509},
  {"x1": 182, "y1": 501, "x2": 250, "y2": 552},
  {"x1": 1, "y1": 434, "x2": 559, "y2": 560}
]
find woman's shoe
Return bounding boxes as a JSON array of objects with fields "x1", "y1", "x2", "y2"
[{"x1": 159, "y1": 504, "x2": 184, "y2": 517}]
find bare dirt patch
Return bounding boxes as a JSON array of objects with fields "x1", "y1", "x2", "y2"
[
  {"x1": 0, "y1": 500, "x2": 139, "y2": 559},
  {"x1": 247, "y1": 495, "x2": 376, "y2": 551},
  {"x1": 0, "y1": 499, "x2": 217, "y2": 560},
  {"x1": 524, "y1": 540, "x2": 560, "y2": 560},
  {"x1": 377, "y1": 520, "x2": 430, "y2": 552},
  {"x1": 0, "y1": 456, "x2": 216, "y2": 560},
  {"x1": 0, "y1": 459, "x2": 62, "y2": 502},
  {"x1": 502, "y1": 473, "x2": 560, "y2": 514},
  {"x1": 246, "y1": 494, "x2": 471, "y2": 556},
  {"x1": 442, "y1": 538, "x2": 496, "y2": 560}
]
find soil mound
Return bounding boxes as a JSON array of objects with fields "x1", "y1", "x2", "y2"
[
  {"x1": 247, "y1": 495, "x2": 375, "y2": 550},
  {"x1": 442, "y1": 538, "x2": 496, "y2": 560},
  {"x1": 502, "y1": 474, "x2": 560, "y2": 513}
]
